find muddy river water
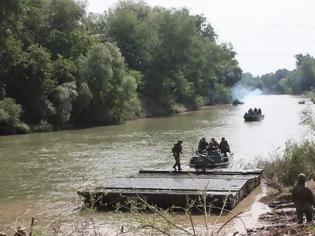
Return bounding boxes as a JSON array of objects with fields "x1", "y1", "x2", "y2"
[{"x1": 0, "y1": 95, "x2": 311, "y2": 234}]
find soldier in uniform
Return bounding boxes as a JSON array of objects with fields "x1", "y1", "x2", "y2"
[
  {"x1": 172, "y1": 140, "x2": 183, "y2": 171},
  {"x1": 292, "y1": 173, "x2": 315, "y2": 224},
  {"x1": 219, "y1": 137, "x2": 230, "y2": 157},
  {"x1": 208, "y1": 138, "x2": 219, "y2": 151},
  {"x1": 198, "y1": 137, "x2": 208, "y2": 153}
]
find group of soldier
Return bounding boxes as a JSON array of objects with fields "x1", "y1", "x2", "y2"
[
  {"x1": 245, "y1": 107, "x2": 262, "y2": 115},
  {"x1": 197, "y1": 137, "x2": 230, "y2": 157},
  {"x1": 170, "y1": 140, "x2": 315, "y2": 224},
  {"x1": 171, "y1": 137, "x2": 230, "y2": 171}
]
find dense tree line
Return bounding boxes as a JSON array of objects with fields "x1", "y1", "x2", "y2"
[
  {"x1": 0, "y1": 0, "x2": 241, "y2": 135},
  {"x1": 238, "y1": 54, "x2": 315, "y2": 95}
]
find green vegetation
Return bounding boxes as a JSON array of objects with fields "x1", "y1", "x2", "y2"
[
  {"x1": 0, "y1": 0, "x2": 241, "y2": 135},
  {"x1": 0, "y1": 98, "x2": 30, "y2": 134},
  {"x1": 238, "y1": 54, "x2": 315, "y2": 95},
  {"x1": 263, "y1": 108, "x2": 315, "y2": 187},
  {"x1": 263, "y1": 140, "x2": 315, "y2": 187}
]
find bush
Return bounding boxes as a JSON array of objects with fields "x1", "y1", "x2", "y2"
[
  {"x1": 0, "y1": 98, "x2": 25, "y2": 135},
  {"x1": 32, "y1": 120, "x2": 54, "y2": 132},
  {"x1": 207, "y1": 82, "x2": 232, "y2": 105},
  {"x1": 263, "y1": 140, "x2": 315, "y2": 186},
  {"x1": 14, "y1": 122, "x2": 31, "y2": 134}
]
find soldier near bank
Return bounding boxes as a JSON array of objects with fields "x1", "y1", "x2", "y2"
[
  {"x1": 292, "y1": 173, "x2": 315, "y2": 224},
  {"x1": 172, "y1": 140, "x2": 183, "y2": 171}
]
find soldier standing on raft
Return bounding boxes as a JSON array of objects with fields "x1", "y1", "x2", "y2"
[
  {"x1": 172, "y1": 140, "x2": 183, "y2": 171},
  {"x1": 292, "y1": 173, "x2": 315, "y2": 224}
]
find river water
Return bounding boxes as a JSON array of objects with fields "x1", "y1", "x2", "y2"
[{"x1": 0, "y1": 95, "x2": 311, "y2": 232}]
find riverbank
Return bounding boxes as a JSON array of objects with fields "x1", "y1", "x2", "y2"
[
  {"x1": 0, "y1": 102, "x2": 230, "y2": 136},
  {"x1": 243, "y1": 187, "x2": 315, "y2": 235}
]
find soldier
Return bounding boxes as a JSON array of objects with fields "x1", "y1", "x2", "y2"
[
  {"x1": 292, "y1": 173, "x2": 315, "y2": 224},
  {"x1": 219, "y1": 137, "x2": 230, "y2": 157},
  {"x1": 198, "y1": 137, "x2": 208, "y2": 153},
  {"x1": 172, "y1": 140, "x2": 183, "y2": 171},
  {"x1": 208, "y1": 138, "x2": 219, "y2": 151}
]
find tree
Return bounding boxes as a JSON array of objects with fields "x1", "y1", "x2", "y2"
[
  {"x1": 79, "y1": 43, "x2": 140, "y2": 124},
  {"x1": 49, "y1": 81, "x2": 78, "y2": 125},
  {"x1": 5, "y1": 44, "x2": 56, "y2": 123}
]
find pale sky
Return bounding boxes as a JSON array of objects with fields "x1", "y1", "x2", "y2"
[{"x1": 87, "y1": 0, "x2": 315, "y2": 75}]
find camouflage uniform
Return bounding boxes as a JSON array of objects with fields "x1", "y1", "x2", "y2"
[
  {"x1": 172, "y1": 141, "x2": 183, "y2": 171},
  {"x1": 219, "y1": 138, "x2": 230, "y2": 157},
  {"x1": 292, "y1": 174, "x2": 315, "y2": 224},
  {"x1": 198, "y1": 138, "x2": 208, "y2": 153}
]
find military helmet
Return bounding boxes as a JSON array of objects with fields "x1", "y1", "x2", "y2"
[{"x1": 297, "y1": 173, "x2": 306, "y2": 183}]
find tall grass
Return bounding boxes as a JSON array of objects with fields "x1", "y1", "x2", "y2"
[
  {"x1": 262, "y1": 108, "x2": 315, "y2": 187},
  {"x1": 263, "y1": 140, "x2": 315, "y2": 187}
]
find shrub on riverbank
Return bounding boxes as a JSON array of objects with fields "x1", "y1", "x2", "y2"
[
  {"x1": 0, "y1": 98, "x2": 30, "y2": 135},
  {"x1": 263, "y1": 140, "x2": 315, "y2": 187},
  {"x1": 263, "y1": 108, "x2": 315, "y2": 187}
]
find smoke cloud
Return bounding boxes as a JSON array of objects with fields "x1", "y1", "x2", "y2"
[{"x1": 231, "y1": 82, "x2": 263, "y2": 99}]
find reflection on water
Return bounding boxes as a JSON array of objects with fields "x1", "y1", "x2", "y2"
[{"x1": 0, "y1": 95, "x2": 311, "y2": 225}]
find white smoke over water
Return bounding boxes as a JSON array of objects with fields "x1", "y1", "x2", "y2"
[{"x1": 231, "y1": 82, "x2": 263, "y2": 100}]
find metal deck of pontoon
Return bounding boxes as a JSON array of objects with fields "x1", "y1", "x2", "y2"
[{"x1": 78, "y1": 169, "x2": 262, "y2": 210}]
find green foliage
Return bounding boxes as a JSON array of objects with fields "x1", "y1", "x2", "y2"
[
  {"x1": 0, "y1": 0, "x2": 242, "y2": 134},
  {"x1": 0, "y1": 98, "x2": 22, "y2": 125},
  {"x1": 79, "y1": 43, "x2": 140, "y2": 124},
  {"x1": 52, "y1": 55, "x2": 76, "y2": 84},
  {"x1": 104, "y1": 1, "x2": 241, "y2": 115},
  {"x1": 6, "y1": 44, "x2": 55, "y2": 123},
  {"x1": 0, "y1": 98, "x2": 29, "y2": 134},
  {"x1": 263, "y1": 109, "x2": 315, "y2": 186},
  {"x1": 239, "y1": 69, "x2": 290, "y2": 94},
  {"x1": 263, "y1": 141, "x2": 315, "y2": 186},
  {"x1": 49, "y1": 82, "x2": 78, "y2": 125},
  {"x1": 71, "y1": 82, "x2": 93, "y2": 123},
  {"x1": 207, "y1": 82, "x2": 232, "y2": 104},
  {"x1": 239, "y1": 54, "x2": 315, "y2": 95},
  {"x1": 32, "y1": 120, "x2": 54, "y2": 132}
]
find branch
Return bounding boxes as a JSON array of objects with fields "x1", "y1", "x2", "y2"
[{"x1": 135, "y1": 194, "x2": 194, "y2": 235}]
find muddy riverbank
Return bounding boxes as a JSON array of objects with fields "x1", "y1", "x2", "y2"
[{"x1": 240, "y1": 180, "x2": 315, "y2": 236}]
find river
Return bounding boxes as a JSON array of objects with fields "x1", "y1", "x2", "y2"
[{"x1": 0, "y1": 95, "x2": 311, "y2": 233}]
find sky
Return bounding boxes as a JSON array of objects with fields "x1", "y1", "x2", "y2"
[{"x1": 87, "y1": 0, "x2": 315, "y2": 76}]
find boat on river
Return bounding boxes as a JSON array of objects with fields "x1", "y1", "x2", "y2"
[
  {"x1": 189, "y1": 150, "x2": 232, "y2": 169},
  {"x1": 232, "y1": 99, "x2": 244, "y2": 105},
  {"x1": 298, "y1": 100, "x2": 306, "y2": 104},
  {"x1": 243, "y1": 113, "x2": 264, "y2": 122}
]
